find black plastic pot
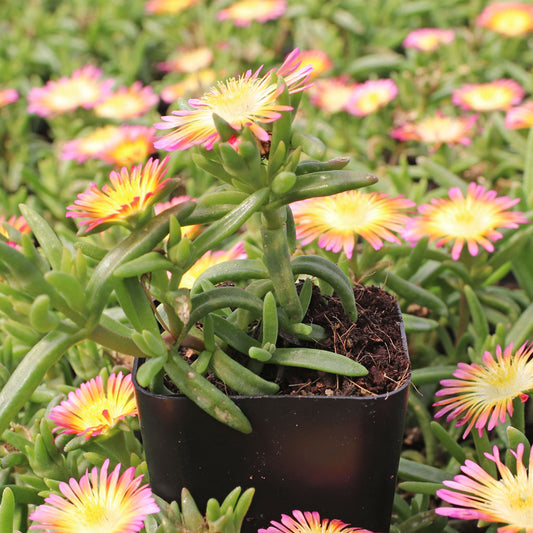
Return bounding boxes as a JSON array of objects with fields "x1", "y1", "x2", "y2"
[{"x1": 133, "y1": 329, "x2": 410, "y2": 533}]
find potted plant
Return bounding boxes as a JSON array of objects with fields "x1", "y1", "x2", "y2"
[{"x1": 0, "y1": 50, "x2": 410, "y2": 533}]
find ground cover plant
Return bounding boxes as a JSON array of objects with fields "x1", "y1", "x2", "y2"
[{"x1": 1, "y1": 0, "x2": 533, "y2": 532}]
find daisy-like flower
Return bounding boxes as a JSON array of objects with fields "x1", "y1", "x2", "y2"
[
  {"x1": 344, "y1": 79, "x2": 398, "y2": 117},
  {"x1": 436, "y1": 443, "x2": 533, "y2": 532},
  {"x1": 155, "y1": 67, "x2": 291, "y2": 152},
  {"x1": 0, "y1": 215, "x2": 31, "y2": 249},
  {"x1": 308, "y1": 77, "x2": 358, "y2": 114},
  {"x1": 27, "y1": 66, "x2": 114, "y2": 117},
  {"x1": 403, "y1": 182, "x2": 529, "y2": 260},
  {"x1": 433, "y1": 342, "x2": 533, "y2": 438},
  {"x1": 505, "y1": 101, "x2": 533, "y2": 129},
  {"x1": 295, "y1": 50, "x2": 333, "y2": 80},
  {"x1": 158, "y1": 47, "x2": 214, "y2": 74},
  {"x1": 61, "y1": 125, "x2": 125, "y2": 163},
  {"x1": 180, "y1": 241, "x2": 246, "y2": 289},
  {"x1": 390, "y1": 111, "x2": 478, "y2": 150},
  {"x1": 452, "y1": 79, "x2": 524, "y2": 112},
  {"x1": 48, "y1": 372, "x2": 138, "y2": 439},
  {"x1": 94, "y1": 82, "x2": 159, "y2": 120},
  {"x1": 477, "y1": 2, "x2": 533, "y2": 37},
  {"x1": 402, "y1": 28, "x2": 455, "y2": 52},
  {"x1": 290, "y1": 191, "x2": 415, "y2": 259},
  {"x1": 99, "y1": 125, "x2": 156, "y2": 167},
  {"x1": 154, "y1": 196, "x2": 202, "y2": 239},
  {"x1": 66, "y1": 157, "x2": 170, "y2": 232},
  {"x1": 29, "y1": 459, "x2": 159, "y2": 532},
  {"x1": 258, "y1": 510, "x2": 373, "y2": 533},
  {"x1": 217, "y1": 0, "x2": 287, "y2": 27},
  {"x1": 145, "y1": 0, "x2": 198, "y2": 15},
  {"x1": 160, "y1": 70, "x2": 217, "y2": 104},
  {"x1": 0, "y1": 88, "x2": 18, "y2": 108}
]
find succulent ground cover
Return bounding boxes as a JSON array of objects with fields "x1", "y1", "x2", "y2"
[{"x1": 1, "y1": 1, "x2": 533, "y2": 532}]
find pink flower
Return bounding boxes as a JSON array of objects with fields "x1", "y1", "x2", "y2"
[
  {"x1": 452, "y1": 79, "x2": 524, "y2": 112},
  {"x1": 344, "y1": 79, "x2": 398, "y2": 117},
  {"x1": 403, "y1": 28, "x2": 455, "y2": 52}
]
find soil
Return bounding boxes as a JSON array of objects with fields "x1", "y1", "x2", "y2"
[
  {"x1": 171, "y1": 283, "x2": 411, "y2": 398},
  {"x1": 272, "y1": 283, "x2": 411, "y2": 397}
]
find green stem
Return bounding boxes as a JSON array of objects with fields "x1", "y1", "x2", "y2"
[
  {"x1": 510, "y1": 396, "x2": 526, "y2": 435},
  {"x1": 261, "y1": 208, "x2": 303, "y2": 322},
  {"x1": 473, "y1": 430, "x2": 498, "y2": 478}
]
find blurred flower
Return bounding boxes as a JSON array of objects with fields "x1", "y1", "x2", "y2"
[
  {"x1": 0, "y1": 88, "x2": 18, "y2": 107},
  {"x1": 291, "y1": 191, "x2": 414, "y2": 259},
  {"x1": 402, "y1": 28, "x2": 455, "y2": 52},
  {"x1": 258, "y1": 510, "x2": 373, "y2": 533},
  {"x1": 160, "y1": 70, "x2": 217, "y2": 104},
  {"x1": 180, "y1": 241, "x2": 246, "y2": 289},
  {"x1": 390, "y1": 111, "x2": 478, "y2": 150},
  {"x1": 345, "y1": 79, "x2": 398, "y2": 117},
  {"x1": 436, "y1": 443, "x2": 533, "y2": 531},
  {"x1": 99, "y1": 125, "x2": 156, "y2": 167},
  {"x1": 505, "y1": 101, "x2": 533, "y2": 129},
  {"x1": 154, "y1": 52, "x2": 302, "y2": 151},
  {"x1": 296, "y1": 50, "x2": 333, "y2": 80},
  {"x1": 308, "y1": 77, "x2": 358, "y2": 114},
  {"x1": 452, "y1": 79, "x2": 524, "y2": 111},
  {"x1": 61, "y1": 125, "x2": 125, "y2": 163},
  {"x1": 145, "y1": 0, "x2": 198, "y2": 14},
  {"x1": 67, "y1": 157, "x2": 170, "y2": 232},
  {"x1": 27, "y1": 66, "x2": 114, "y2": 117},
  {"x1": 158, "y1": 47, "x2": 214, "y2": 73},
  {"x1": 29, "y1": 459, "x2": 159, "y2": 532},
  {"x1": 49, "y1": 372, "x2": 138, "y2": 439},
  {"x1": 477, "y1": 1, "x2": 533, "y2": 37},
  {"x1": 94, "y1": 82, "x2": 159, "y2": 120},
  {"x1": 154, "y1": 196, "x2": 202, "y2": 239},
  {"x1": 403, "y1": 182, "x2": 529, "y2": 260},
  {"x1": 434, "y1": 342, "x2": 533, "y2": 438},
  {"x1": 217, "y1": 0, "x2": 287, "y2": 27},
  {"x1": 0, "y1": 215, "x2": 31, "y2": 249}
]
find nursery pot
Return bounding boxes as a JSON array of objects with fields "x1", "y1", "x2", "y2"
[{"x1": 133, "y1": 324, "x2": 410, "y2": 533}]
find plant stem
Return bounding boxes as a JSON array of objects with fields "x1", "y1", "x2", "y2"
[{"x1": 261, "y1": 208, "x2": 303, "y2": 322}]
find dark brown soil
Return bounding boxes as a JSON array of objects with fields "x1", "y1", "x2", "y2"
[
  {"x1": 273, "y1": 283, "x2": 411, "y2": 396},
  {"x1": 167, "y1": 284, "x2": 411, "y2": 398}
]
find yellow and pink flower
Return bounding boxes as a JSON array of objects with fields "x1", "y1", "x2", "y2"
[
  {"x1": 61, "y1": 125, "x2": 124, "y2": 163},
  {"x1": 0, "y1": 88, "x2": 18, "y2": 108},
  {"x1": 158, "y1": 47, "x2": 214, "y2": 74},
  {"x1": 434, "y1": 342, "x2": 533, "y2": 438},
  {"x1": 67, "y1": 157, "x2": 170, "y2": 232},
  {"x1": 0, "y1": 215, "x2": 31, "y2": 249},
  {"x1": 217, "y1": 0, "x2": 287, "y2": 27},
  {"x1": 308, "y1": 77, "x2": 358, "y2": 114},
  {"x1": 296, "y1": 50, "x2": 333, "y2": 80},
  {"x1": 390, "y1": 111, "x2": 478, "y2": 150},
  {"x1": 258, "y1": 510, "x2": 373, "y2": 533},
  {"x1": 27, "y1": 66, "x2": 114, "y2": 117},
  {"x1": 290, "y1": 191, "x2": 414, "y2": 259},
  {"x1": 180, "y1": 241, "x2": 247, "y2": 289},
  {"x1": 477, "y1": 2, "x2": 533, "y2": 37},
  {"x1": 505, "y1": 101, "x2": 533, "y2": 129},
  {"x1": 452, "y1": 79, "x2": 524, "y2": 112},
  {"x1": 436, "y1": 443, "x2": 533, "y2": 531},
  {"x1": 155, "y1": 50, "x2": 311, "y2": 152},
  {"x1": 99, "y1": 125, "x2": 156, "y2": 167},
  {"x1": 29, "y1": 459, "x2": 159, "y2": 532},
  {"x1": 94, "y1": 82, "x2": 159, "y2": 120},
  {"x1": 145, "y1": 0, "x2": 198, "y2": 14},
  {"x1": 344, "y1": 79, "x2": 398, "y2": 117},
  {"x1": 48, "y1": 372, "x2": 138, "y2": 439},
  {"x1": 402, "y1": 28, "x2": 455, "y2": 52},
  {"x1": 403, "y1": 182, "x2": 528, "y2": 260}
]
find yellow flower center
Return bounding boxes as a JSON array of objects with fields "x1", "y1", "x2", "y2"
[
  {"x1": 490, "y1": 10, "x2": 532, "y2": 36},
  {"x1": 463, "y1": 85, "x2": 515, "y2": 110},
  {"x1": 356, "y1": 91, "x2": 386, "y2": 114}
]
